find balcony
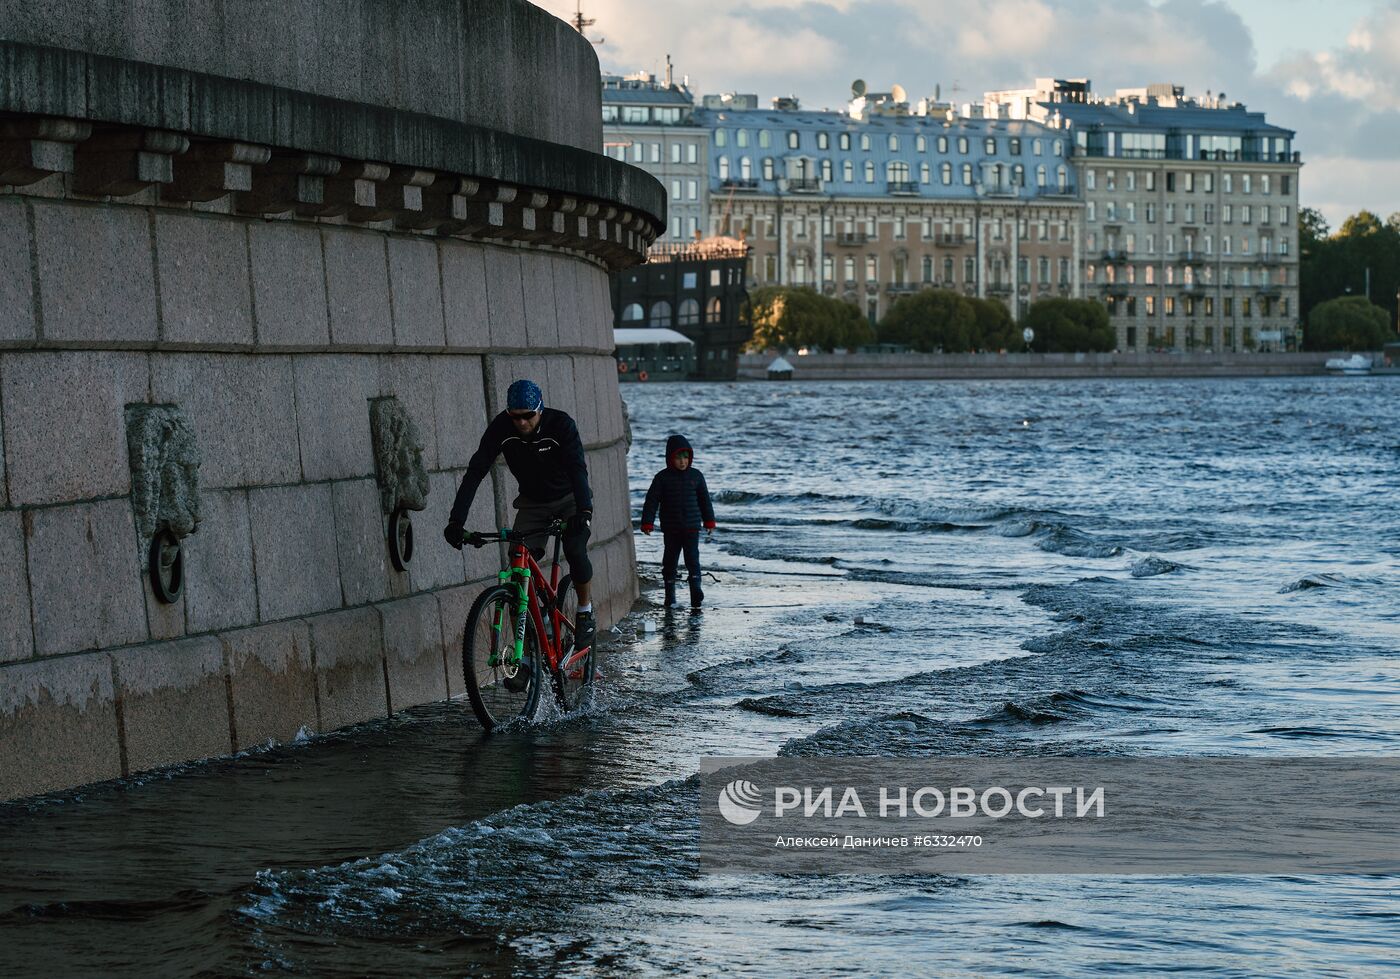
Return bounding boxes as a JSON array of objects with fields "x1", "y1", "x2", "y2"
[
  {"x1": 1177, "y1": 251, "x2": 1206, "y2": 264},
  {"x1": 719, "y1": 178, "x2": 758, "y2": 190},
  {"x1": 836, "y1": 232, "x2": 868, "y2": 246},
  {"x1": 887, "y1": 180, "x2": 920, "y2": 195},
  {"x1": 1100, "y1": 282, "x2": 1130, "y2": 297},
  {"x1": 1257, "y1": 253, "x2": 1282, "y2": 265},
  {"x1": 987, "y1": 283, "x2": 1012, "y2": 296},
  {"x1": 1100, "y1": 249, "x2": 1127, "y2": 264},
  {"x1": 1178, "y1": 280, "x2": 1204, "y2": 292},
  {"x1": 1256, "y1": 283, "x2": 1283, "y2": 296},
  {"x1": 785, "y1": 177, "x2": 822, "y2": 193},
  {"x1": 886, "y1": 282, "x2": 921, "y2": 294},
  {"x1": 934, "y1": 233, "x2": 969, "y2": 247},
  {"x1": 979, "y1": 183, "x2": 1020, "y2": 199}
]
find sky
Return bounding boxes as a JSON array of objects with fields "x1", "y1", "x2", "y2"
[{"x1": 536, "y1": 0, "x2": 1400, "y2": 231}]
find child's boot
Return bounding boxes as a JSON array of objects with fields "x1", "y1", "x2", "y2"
[
  {"x1": 689, "y1": 579, "x2": 705, "y2": 610},
  {"x1": 664, "y1": 580, "x2": 677, "y2": 609}
]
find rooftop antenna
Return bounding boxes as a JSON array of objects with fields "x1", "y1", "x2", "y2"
[
  {"x1": 950, "y1": 79, "x2": 963, "y2": 100},
  {"x1": 570, "y1": 1, "x2": 603, "y2": 44}
]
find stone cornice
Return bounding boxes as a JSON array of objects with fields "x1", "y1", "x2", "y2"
[{"x1": 0, "y1": 40, "x2": 664, "y2": 269}]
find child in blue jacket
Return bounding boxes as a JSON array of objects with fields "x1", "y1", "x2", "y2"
[{"x1": 640, "y1": 434, "x2": 716, "y2": 609}]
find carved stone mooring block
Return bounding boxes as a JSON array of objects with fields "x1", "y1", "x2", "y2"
[
  {"x1": 126, "y1": 404, "x2": 202, "y2": 603},
  {"x1": 369, "y1": 397, "x2": 429, "y2": 572},
  {"x1": 369, "y1": 396, "x2": 429, "y2": 515}
]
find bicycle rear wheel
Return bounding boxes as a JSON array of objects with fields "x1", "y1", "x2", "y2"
[
  {"x1": 551, "y1": 574, "x2": 595, "y2": 713},
  {"x1": 462, "y1": 584, "x2": 542, "y2": 730}
]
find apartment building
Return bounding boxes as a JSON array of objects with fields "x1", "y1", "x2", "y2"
[
  {"x1": 1015, "y1": 80, "x2": 1301, "y2": 351},
  {"x1": 601, "y1": 62, "x2": 708, "y2": 242},
  {"x1": 696, "y1": 88, "x2": 1082, "y2": 324}
]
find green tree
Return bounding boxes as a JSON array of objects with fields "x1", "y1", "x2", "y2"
[
  {"x1": 1300, "y1": 208, "x2": 1400, "y2": 335},
  {"x1": 743, "y1": 286, "x2": 871, "y2": 352},
  {"x1": 966, "y1": 297, "x2": 1015, "y2": 350},
  {"x1": 1298, "y1": 206, "x2": 1330, "y2": 248},
  {"x1": 1020, "y1": 298, "x2": 1115, "y2": 352},
  {"x1": 876, "y1": 288, "x2": 975, "y2": 352},
  {"x1": 1307, "y1": 296, "x2": 1392, "y2": 351}
]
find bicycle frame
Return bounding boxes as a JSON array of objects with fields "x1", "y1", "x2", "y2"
[{"x1": 489, "y1": 529, "x2": 569, "y2": 675}]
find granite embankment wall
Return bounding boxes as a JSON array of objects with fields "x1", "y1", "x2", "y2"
[
  {"x1": 0, "y1": 0, "x2": 663, "y2": 801},
  {"x1": 739, "y1": 351, "x2": 1347, "y2": 381}
]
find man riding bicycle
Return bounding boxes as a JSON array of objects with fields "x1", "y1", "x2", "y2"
[{"x1": 443, "y1": 378, "x2": 596, "y2": 653}]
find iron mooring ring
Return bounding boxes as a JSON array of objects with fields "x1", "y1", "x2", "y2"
[
  {"x1": 148, "y1": 529, "x2": 184, "y2": 604},
  {"x1": 388, "y1": 507, "x2": 414, "y2": 572}
]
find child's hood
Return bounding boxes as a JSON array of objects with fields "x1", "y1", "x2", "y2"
[{"x1": 665, "y1": 433, "x2": 694, "y2": 468}]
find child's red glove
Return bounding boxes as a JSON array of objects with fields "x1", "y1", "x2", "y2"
[
  {"x1": 640, "y1": 523, "x2": 653, "y2": 534},
  {"x1": 703, "y1": 521, "x2": 716, "y2": 530}
]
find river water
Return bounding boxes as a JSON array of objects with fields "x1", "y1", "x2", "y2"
[{"x1": 2, "y1": 377, "x2": 1397, "y2": 976}]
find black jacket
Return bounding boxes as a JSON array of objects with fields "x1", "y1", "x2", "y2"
[
  {"x1": 449, "y1": 408, "x2": 591, "y2": 525},
  {"x1": 641, "y1": 434, "x2": 715, "y2": 534}
]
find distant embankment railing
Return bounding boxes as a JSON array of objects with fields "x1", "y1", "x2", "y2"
[{"x1": 738, "y1": 351, "x2": 1361, "y2": 380}]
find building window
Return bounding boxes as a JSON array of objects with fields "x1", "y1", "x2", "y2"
[
  {"x1": 821, "y1": 159, "x2": 833, "y2": 182},
  {"x1": 757, "y1": 130, "x2": 771, "y2": 149},
  {"x1": 860, "y1": 133, "x2": 871, "y2": 151},
  {"x1": 887, "y1": 161, "x2": 910, "y2": 183},
  {"x1": 1127, "y1": 171, "x2": 1137, "y2": 192},
  {"x1": 822, "y1": 255, "x2": 834, "y2": 282},
  {"x1": 938, "y1": 135, "x2": 949, "y2": 153},
  {"x1": 842, "y1": 160, "x2": 853, "y2": 182},
  {"x1": 1054, "y1": 139, "x2": 1063, "y2": 155},
  {"x1": 865, "y1": 216, "x2": 876, "y2": 237},
  {"x1": 764, "y1": 255, "x2": 777, "y2": 281},
  {"x1": 1086, "y1": 169, "x2": 1096, "y2": 190},
  {"x1": 917, "y1": 135, "x2": 927, "y2": 152},
  {"x1": 1165, "y1": 297, "x2": 1175, "y2": 316},
  {"x1": 670, "y1": 143, "x2": 681, "y2": 164},
  {"x1": 1037, "y1": 256, "x2": 1049, "y2": 282},
  {"x1": 1013, "y1": 163, "x2": 1024, "y2": 186},
  {"x1": 1127, "y1": 202, "x2": 1137, "y2": 223},
  {"x1": 964, "y1": 256, "x2": 976, "y2": 283},
  {"x1": 817, "y1": 132, "x2": 829, "y2": 150},
  {"x1": 921, "y1": 162, "x2": 931, "y2": 184},
  {"x1": 763, "y1": 158, "x2": 775, "y2": 181},
  {"x1": 788, "y1": 131, "x2": 800, "y2": 149},
  {"x1": 1281, "y1": 175, "x2": 1291, "y2": 195},
  {"x1": 1105, "y1": 170, "x2": 1115, "y2": 190},
  {"x1": 866, "y1": 255, "x2": 878, "y2": 281},
  {"x1": 1223, "y1": 204, "x2": 1232, "y2": 224},
  {"x1": 958, "y1": 136, "x2": 969, "y2": 154},
  {"x1": 894, "y1": 215, "x2": 906, "y2": 239},
  {"x1": 718, "y1": 157, "x2": 729, "y2": 180},
  {"x1": 1058, "y1": 257, "x2": 1069, "y2": 283},
  {"x1": 1184, "y1": 171, "x2": 1194, "y2": 192},
  {"x1": 621, "y1": 302, "x2": 643, "y2": 322},
  {"x1": 1033, "y1": 138, "x2": 1043, "y2": 155},
  {"x1": 864, "y1": 160, "x2": 875, "y2": 183},
  {"x1": 1223, "y1": 173, "x2": 1233, "y2": 193},
  {"x1": 839, "y1": 132, "x2": 850, "y2": 150},
  {"x1": 1145, "y1": 295, "x2": 1155, "y2": 316},
  {"x1": 1145, "y1": 265, "x2": 1155, "y2": 284},
  {"x1": 1242, "y1": 174, "x2": 1251, "y2": 194},
  {"x1": 687, "y1": 144, "x2": 698, "y2": 164},
  {"x1": 736, "y1": 129, "x2": 750, "y2": 148},
  {"x1": 843, "y1": 256, "x2": 855, "y2": 282},
  {"x1": 961, "y1": 163, "x2": 973, "y2": 185},
  {"x1": 941, "y1": 162, "x2": 952, "y2": 185},
  {"x1": 677, "y1": 299, "x2": 700, "y2": 325},
  {"x1": 739, "y1": 157, "x2": 751, "y2": 181},
  {"x1": 888, "y1": 134, "x2": 899, "y2": 151},
  {"x1": 1036, "y1": 164, "x2": 1046, "y2": 187},
  {"x1": 688, "y1": 179, "x2": 698, "y2": 200},
  {"x1": 1057, "y1": 166, "x2": 1068, "y2": 191},
  {"x1": 922, "y1": 255, "x2": 933, "y2": 282},
  {"x1": 705, "y1": 297, "x2": 722, "y2": 323},
  {"x1": 1146, "y1": 233, "x2": 1155, "y2": 254},
  {"x1": 985, "y1": 137, "x2": 996, "y2": 154},
  {"x1": 944, "y1": 256, "x2": 954, "y2": 282}
]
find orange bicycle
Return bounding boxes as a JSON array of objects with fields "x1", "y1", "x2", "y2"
[{"x1": 460, "y1": 520, "x2": 595, "y2": 730}]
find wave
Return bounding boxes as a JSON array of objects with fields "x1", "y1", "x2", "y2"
[
  {"x1": 1279, "y1": 572, "x2": 1379, "y2": 593},
  {"x1": 1131, "y1": 556, "x2": 1184, "y2": 578}
]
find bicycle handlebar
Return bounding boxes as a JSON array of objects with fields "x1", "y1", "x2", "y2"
[{"x1": 463, "y1": 519, "x2": 568, "y2": 549}]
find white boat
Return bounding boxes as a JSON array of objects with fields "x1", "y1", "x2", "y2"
[{"x1": 1325, "y1": 354, "x2": 1373, "y2": 375}]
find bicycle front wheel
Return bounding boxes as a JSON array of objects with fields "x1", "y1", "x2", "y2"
[
  {"x1": 462, "y1": 584, "x2": 542, "y2": 730},
  {"x1": 551, "y1": 574, "x2": 595, "y2": 713}
]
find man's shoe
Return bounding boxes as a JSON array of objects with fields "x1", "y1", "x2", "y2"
[
  {"x1": 663, "y1": 581, "x2": 677, "y2": 608},
  {"x1": 574, "y1": 610, "x2": 596, "y2": 651},
  {"x1": 503, "y1": 659, "x2": 531, "y2": 693},
  {"x1": 689, "y1": 583, "x2": 705, "y2": 609}
]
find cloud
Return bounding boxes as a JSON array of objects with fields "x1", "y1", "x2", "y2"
[{"x1": 532, "y1": 0, "x2": 1400, "y2": 221}]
